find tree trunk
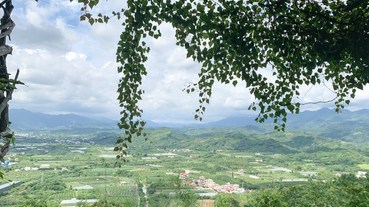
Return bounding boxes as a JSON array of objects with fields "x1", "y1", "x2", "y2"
[{"x1": 0, "y1": 0, "x2": 14, "y2": 161}]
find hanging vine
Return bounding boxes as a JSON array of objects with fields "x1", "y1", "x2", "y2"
[{"x1": 75, "y1": 0, "x2": 369, "y2": 157}]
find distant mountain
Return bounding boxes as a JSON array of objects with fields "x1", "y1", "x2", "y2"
[
  {"x1": 204, "y1": 116, "x2": 256, "y2": 127},
  {"x1": 200, "y1": 108, "x2": 346, "y2": 128},
  {"x1": 10, "y1": 108, "x2": 369, "y2": 143},
  {"x1": 202, "y1": 108, "x2": 369, "y2": 142},
  {"x1": 202, "y1": 108, "x2": 369, "y2": 127},
  {"x1": 287, "y1": 108, "x2": 369, "y2": 126},
  {"x1": 145, "y1": 120, "x2": 188, "y2": 128},
  {"x1": 122, "y1": 127, "x2": 340, "y2": 154},
  {"x1": 9, "y1": 109, "x2": 116, "y2": 130}
]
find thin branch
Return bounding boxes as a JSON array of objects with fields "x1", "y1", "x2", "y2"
[
  {"x1": 322, "y1": 80, "x2": 335, "y2": 94},
  {"x1": 0, "y1": 0, "x2": 10, "y2": 9},
  {"x1": 302, "y1": 85, "x2": 314, "y2": 98},
  {"x1": 299, "y1": 95, "x2": 338, "y2": 106}
]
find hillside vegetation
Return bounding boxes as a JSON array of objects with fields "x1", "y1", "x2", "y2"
[{"x1": 1, "y1": 109, "x2": 369, "y2": 206}]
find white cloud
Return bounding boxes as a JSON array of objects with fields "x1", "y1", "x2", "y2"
[
  {"x1": 8, "y1": 1, "x2": 123, "y2": 119},
  {"x1": 8, "y1": 46, "x2": 120, "y2": 118},
  {"x1": 64, "y1": 51, "x2": 87, "y2": 62},
  {"x1": 5, "y1": 1, "x2": 369, "y2": 123}
]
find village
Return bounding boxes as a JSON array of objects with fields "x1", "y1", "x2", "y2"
[
  {"x1": 180, "y1": 170, "x2": 249, "y2": 194},
  {"x1": 1, "y1": 126, "x2": 369, "y2": 207}
]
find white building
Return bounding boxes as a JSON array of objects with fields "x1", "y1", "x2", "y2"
[{"x1": 60, "y1": 198, "x2": 98, "y2": 206}]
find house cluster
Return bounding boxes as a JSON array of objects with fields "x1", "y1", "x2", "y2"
[
  {"x1": 21, "y1": 164, "x2": 52, "y2": 171},
  {"x1": 181, "y1": 172, "x2": 248, "y2": 194},
  {"x1": 179, "y1": 170, "x2": 190, "y2": 179},
  {"x1": 69, "y1": 147, "x2": 87, "y2": 154},
  {"x1": 335, "y1": 171, "x2": 368, "y2": 178},
  {"x1": 60, "y1": 198, "x2": 98, "y2": 207},
  {"x1": 150, "y1": 152, "x2": 178, "y2": 158},
  {"x1": 172, "y1": 148, "x2": 192, "y2": 152},
  {"x1": 356, "y1": 171, "x2": 367, "y2": 178}
]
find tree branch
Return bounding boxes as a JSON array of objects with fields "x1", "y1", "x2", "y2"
[
  {"x1": 0, "y1": 141, "x2": 10, "y2": 160},
  {"x1": 0, "y1": 68, "x2": 18, "y2": 114},
  {"x1": 0, "y1": 19, "x2": 14, "y2": 39},
  {"x1": 0, "y1": 44, "x2": 11, "y2": 56},
  {"x1": 299, "y1": 95, "x2": 338, "y2": 106}
]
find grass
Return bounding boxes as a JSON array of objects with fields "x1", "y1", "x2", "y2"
[{"x1": 358, "y1": 164, "x2": 369, "y2": 170}]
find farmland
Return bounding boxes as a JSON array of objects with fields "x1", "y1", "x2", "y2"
[{"x1": 1, "y1": 126, "x2": 369, "y2": 206}]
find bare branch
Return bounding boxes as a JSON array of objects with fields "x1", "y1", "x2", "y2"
[
  {"x1": 0, "y1": 141, "x2": 10, "y2": 160},
  {"x1": 0, "y1": 19, "x2": 14, "y2": 39},
  {"x1": 0, "y1": 19, "x2": 13, "y2": 31},
  {"x1": 0, "y1": 45, "x2": 11, "y2": 56},
  {"x1": 299, "y1": 95, "x2": 338, "y2": 106}
]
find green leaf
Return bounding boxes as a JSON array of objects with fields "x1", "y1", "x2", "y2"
[
  {"x1": 287, "y1": 104, "x2": 294, "y2": 112},
  {"x1": 232, "y1": 80, "x2": 237, "y2": 86},
  {"x1": 88, "y1": 18, "x2": 94, "y2": 25}
]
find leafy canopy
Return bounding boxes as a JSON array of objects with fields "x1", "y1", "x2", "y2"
[{"x1": 73, "y1": 0, "x2": 369, "y2": 155}]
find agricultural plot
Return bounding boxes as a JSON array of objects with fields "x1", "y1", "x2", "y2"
[{"x1": 1, "y1": 127, "x2": 369, "y2": 206}]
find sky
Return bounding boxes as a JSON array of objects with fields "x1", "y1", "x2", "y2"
[{"x1": 7, "y1": 0, "x2": 369, "y2": 123}]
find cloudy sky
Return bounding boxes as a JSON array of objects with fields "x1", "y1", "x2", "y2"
[{"x1": 7, "y1": 0, "x2": 369, "y2": 123}]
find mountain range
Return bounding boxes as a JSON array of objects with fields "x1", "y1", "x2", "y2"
[
  {"x1": 9, "y1": 109, "x2": 115, "y2": 130},
  {"x1": 9, "y1": 108, "x2": 369, "y2": 139},
  {"x1": 204, "y1": 108, "x2": 369, "y2": 128}
]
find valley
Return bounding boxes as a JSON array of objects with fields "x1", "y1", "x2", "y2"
[{"x1": 1, "y1": 124, "x2": 369, "y2": 206}]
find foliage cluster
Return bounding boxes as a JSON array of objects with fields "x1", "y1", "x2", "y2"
[
  {"x1": 148, "y1": 190, "x2": 197, "y2": 207},
  {"x1": 215, "y1": 193, "x2": 240, "y2": 207},
  {"x1": 2, "y1": 127, "x2": 369, "y2": 206},
  {"x1": 71, "y1": 0, "x2": 369, "y2": 155},
  {"x1": 241, "y1": 174, "x2": 369, "y2": 207},
  {"x1": 27, "y1": 178, "x2": 67, "y2": 192},
  {"x1": 18, "y1": 199, "x2": 51, "y2": 207}
]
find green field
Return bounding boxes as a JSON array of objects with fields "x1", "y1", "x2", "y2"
[{"x1": 1, "y1": 127, "x2": 369, "y2": 206}]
